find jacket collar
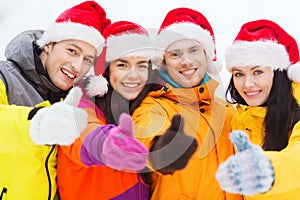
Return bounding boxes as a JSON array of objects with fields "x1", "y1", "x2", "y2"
[
  {"x1": 5, "y1": 30, "x2": 69, "y2": 103},
  {"x1": 156, "y1": 70, "x2": 210, "y2": 88},
  {"x1": 33, "y1": 46, "x2": 69, "y2": 103},
  {"x1": 149, "y1": 78, "x2": 219, "y2": 105},
  {"x1": 236, "y1": 104, "x2": 267, "y2": 118}
]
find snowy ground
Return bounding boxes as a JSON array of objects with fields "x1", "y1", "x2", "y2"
[{"x1": 0, "y1": 0, "x2": 299, "y2": 96}]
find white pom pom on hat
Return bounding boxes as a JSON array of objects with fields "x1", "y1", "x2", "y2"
[
  {"x1": 85, "y1": 74, "x2": 108, "y2": 97},
  {"x1": 87, "y1": 21, "x2": 155, "y2": 97},
  {"x1": 287, "y1": 62, "x2": 300, "y2": 82}
]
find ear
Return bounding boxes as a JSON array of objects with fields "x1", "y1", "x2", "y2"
[
  {"x1": 43, "y1": 43, "x2": 50, "y2": 53},
  {"x1": 39, "y1": 43, "x2": 53, "y2": 65},
  {"x1": 43, "y1": 43, "x2": 54, "y2": 53}
]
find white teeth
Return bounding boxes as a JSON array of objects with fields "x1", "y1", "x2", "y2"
[
  {"x1": 61, "y1": 69, "x2": 76, "y2": 79},
  {"x1": 181, "y1": 69, "x2": 195, "y2": 76},
  {"x1": 123, "y1": 83, "x2": 139, "y2": 88},
  {"x1": 246, "y1": 91, "x2": 259, "y2": 96}
]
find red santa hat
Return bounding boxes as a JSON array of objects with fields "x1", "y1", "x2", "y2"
[
  {"x1": 93, "y1": 21, "x2": 154, "y2": 75},
  {"x1": 156, "y1": 7, "x2": 221, "y2": 74},
  {"x1": 105, "y1": 21, "x2": 154, "y2": 62},
  {"x1": 37, "y1": 1, "x2": 110, "y2": 56},
  {"x1": 87, "y1": 21, "x2": 154, "y2": 97},
  {"x1": 226, "y1": 19, "x2": 300, "y2": 82}
]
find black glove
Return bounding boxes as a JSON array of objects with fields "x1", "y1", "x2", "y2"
[{"x1": 149, "y1": 114, "x2": 198, "y2": 174}]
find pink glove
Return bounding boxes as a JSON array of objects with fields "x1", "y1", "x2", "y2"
[{"x1": 81, "y1": 113, "x2": 148, "y2": 171}]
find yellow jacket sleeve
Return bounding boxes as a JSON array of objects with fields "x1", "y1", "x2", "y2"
[{"x1": 265, "y1": 121, "x2": 300, "y2": 194}]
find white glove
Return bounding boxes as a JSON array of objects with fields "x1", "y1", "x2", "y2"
[
  {"x1": 29, "y1": 87, "x2": 88, "y2": 145},
  {"x1": 216, "y1": 130, "x2": 274, "y2": 196}
]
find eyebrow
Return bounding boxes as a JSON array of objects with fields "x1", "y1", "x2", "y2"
[
  {"x1": 166, "y1": 49, "x2": 181, "y2": 53},
  {"x1": 232, "y1": 66, "x2": 260, "y2": 71},
  {"x1": 68, "y1": 43, "x2": 82, "y2": 52},
  {"x1": 167, "y1": 45, "x2": 202, "y2": 52},
  {"x1": 116, "y1": 59, "x2": 148, "y2": 64},
  {"x1": 116, "y1": 58, "x2": 129, "y2": 63},
  {"x1": 250, "y1": 66, "x2": 260, "y2": 70},
  {"x1": 190, "y1": 45, "x2": 202, "y2": 49},
  {"x1": 136, "y1": 60, "x2": 149, "y2": 64}
]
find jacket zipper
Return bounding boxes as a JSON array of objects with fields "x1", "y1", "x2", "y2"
[
  {"x1": 0, "y1": 187, "x2": 7, "y2": 200},
  {"x1": 46, "y1": 145, "x2": 56, "y2": 200}
]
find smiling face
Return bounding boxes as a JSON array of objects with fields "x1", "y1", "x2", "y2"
[
  {"x1": 41, "y1": 39, "x2": 97, "y2": 91},
  {"x1": 109, "y1": 56, "x2": 149, "y2": 100},
  {"x1": 164, "y1": 39, "x2": 207, "y2": 88},
  {"x1": 232, "y1": 65, "x2": 274, "y2": 106}
]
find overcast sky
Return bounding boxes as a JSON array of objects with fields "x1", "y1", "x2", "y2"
[{"x1": 0, "y1": 0, "x2": 299, "y2": 93}]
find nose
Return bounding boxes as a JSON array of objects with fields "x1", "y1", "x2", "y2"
[
  {"x1": 244, "y1": 75, "x2": 255, "y2": 87},
  {"x1": 180, "y1": 53, "x2": 192, "y2": 66},
  {"x1": 71, "y1": 58, "x2": 83, "y2": 73},
  {"x1": 127, "y1": 67, "x2": 138, "y2": 79}
]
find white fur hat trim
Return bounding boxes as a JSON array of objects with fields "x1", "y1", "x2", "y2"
[
  {"x1": 106, "y1": 33, "x2": 155, "y2": 62},
  {"x1": 226, "y1": 40, "x2": 291, "y2": 72},
  {"x1": 156, "y1": 22, "x2": 215, "y2": 63},
  {"x1": 37, "y1": 21, "x2": 105, "y2": 55}
]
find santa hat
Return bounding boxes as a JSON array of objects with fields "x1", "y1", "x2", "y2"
[
  {"x1": 87, "y1": 21, "x2": 154, "y2": 97},
  {"x1": 37, "y1": 1, "x2": 111, "y2": 56},
  {"x1": 226, "y1": 19, "x2": 300, "y2": 82},
  {"x1": 155, "y1": 7, "x2": 221, "y2": 74},
  {"x1": 104, "y1": 21, "x2": 154, "y2": 62},
  {"x1": 94, "y1": 21, "x2": 155, "y2": 75}
]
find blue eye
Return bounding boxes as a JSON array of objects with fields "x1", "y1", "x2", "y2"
[
  {"x1": 138, "y1": 64, "x2": 148, "y2": 70},
  {"x1": 254, "y1": 70, "x2": 263, "y2": 75},
  {"x1": 234, "y1": 72, "x2": 244, "y2": 77},
  {"x1": 190, "y1": 47, "x2": 201, "y2": 54},
  {"x1": 84, "y1": 58, "x2": 93, "y2": 65}
]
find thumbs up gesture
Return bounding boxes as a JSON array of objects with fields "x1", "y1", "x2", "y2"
[
  {"x1": 30, "y1": 87, "x2": 88, "y2": 145},
  {"x1": 101, "y1": 113, "x2": 148, "y2": 171},
  {"x1": 215, "y1": 130, "x2": 274, "y2": 196},
  {"x1": 81, "y1": 113, "x2": 148, "y2": 171},
  {"x1": 149, "y1": 114, "x2": 198, "y2": 174}
]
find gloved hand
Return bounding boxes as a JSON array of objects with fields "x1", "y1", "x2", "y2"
[
  {"x1": 216, "y1": 130, "x2": 274, "y2": 196},
  {"x1": 81, "y1": 113, "x2": 148, "y2": 171},
  {"x1": 29, "y1": 87, "x2": 88, "y2": 145},
  {"x1": 149, "y1": 114, "x2": 198, "y2": 174}
]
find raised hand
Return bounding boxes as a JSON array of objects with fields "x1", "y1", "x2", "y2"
[
  {"x1": 29, "y1": 87, "x2": 88, "y2": 145},
  {"x1": 81, "y1": 113, "x2": 148, "y2": 171},
  {"x1": 149, "y1": 114, "x2": 198, "y2": 174},
  {"x1": 216, "y1": 130, "x2": 274, "y2": 196}
]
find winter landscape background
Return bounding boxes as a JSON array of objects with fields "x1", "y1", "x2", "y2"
[{"x1": 0, "y1": 0, "x2": 299, "y2": 93}]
